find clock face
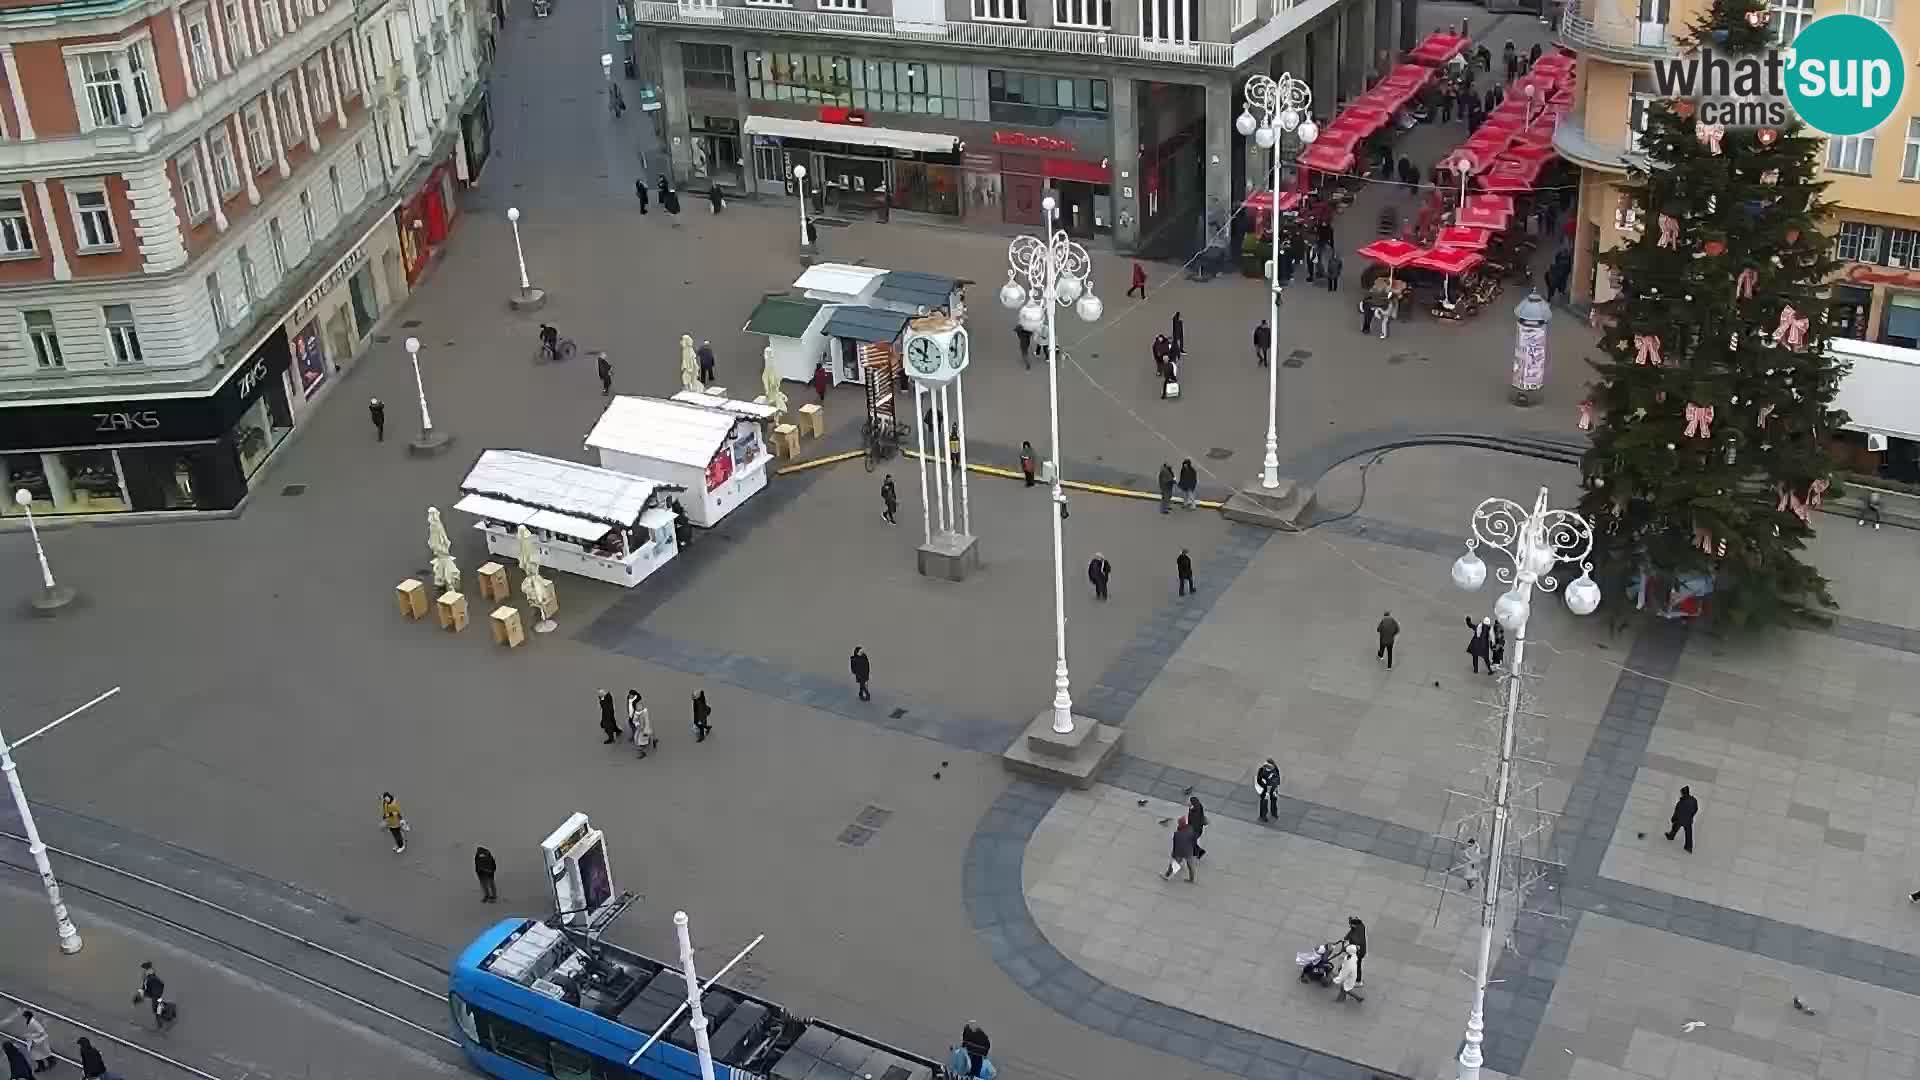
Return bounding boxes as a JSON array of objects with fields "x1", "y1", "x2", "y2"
[
  {"x1": 907, "y1": 337, "x2": 941, "y2": 375},
  {"x1": 947, "y1": 333, "x2": 969, "y2": 371}
]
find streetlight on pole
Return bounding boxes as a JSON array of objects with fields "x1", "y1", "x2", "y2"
[
  {"x1": 3, "y1": 686, "x2": 123, "y2": 954},
  {"x1": 792, "y1": 165, "x2": 812, "y2": 253},
  {"x1": 403, "y1": 336, "x2": 451, "y2": 457},
  {"x1": 1235, "y1": 73, "x2": 1315, "y2": 491},
  {"x1": 506, "y1": 206, "x2": 546, "y2": 311},
  {"x1": 13, "y1": 489, "x2": 73, "y2": 612},
  {"x1": 1001, "y1": 196, "x2": 1102, "y2": 736},
  {"x1": 1448, "y1": 487, "x2": 1599, "y2": 1080}
]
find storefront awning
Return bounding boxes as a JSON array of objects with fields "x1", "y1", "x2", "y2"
[
  {"x1": 744, "y1": 115, "x2": 960, "y2": 155},
  {"x1": 822, "y1": 305, "x2": 911, "y2": 344}
]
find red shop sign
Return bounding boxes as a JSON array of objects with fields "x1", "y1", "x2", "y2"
[
  {"x1": 993, "y1": 131, "x2": 1075, "y2": 152},
  {"x1": 1845, "y1": 263, "x2": 1920, "y2": 289},
  {"x1": 819, "y1": 107, "x2": 869, "y2": 125}
]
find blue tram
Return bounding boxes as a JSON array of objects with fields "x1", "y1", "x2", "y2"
[{"x1": 450, "y1": 918, "x2": 947, "y2": 1080}]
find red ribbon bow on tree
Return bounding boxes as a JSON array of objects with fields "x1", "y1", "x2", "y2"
[
  {"x1": 1695, "y1": 122, "x2": 1725, "y2": 154},
  {"x1": 1694, "y1": 525, "x2": 1716, "y2": 554},
  {"x1": 1657, "y1": 215, "x2": 1680, "y2": 249},
  {"x1": 1633, "y1": 334, "x2": 1663, "y2": 366},
  {"x1": 1578, "y1": 400, "x2": 1594, "y2": 431},
  {"x1": 1773, "y1": 306, "x2": 1809, "y2": 350},
  {"x1": 1683, "y1": 403, "x2": 1714, "y2": 437},
  {"x1": 1736, "y1": 268, "x2": 1758, "y2": 299},
  {"x1": 1808, "y1": 478, "x2": 1829, "y2": 509}
]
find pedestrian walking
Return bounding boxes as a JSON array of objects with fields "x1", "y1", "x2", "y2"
[
  {"x1": 1177, "y1": 459, "x2": 1198, "y2": 509},
  {"x1": 811, "y1": 362, "x2": 831, "y2": 402},
  {"x1": 1528, "y1": 43, "x2": 1543, "y2": 70},
  {"x1": 1502, "y1": 40, "x2": 1518, "y2": 82},
  {"x1": 1152, "y1": 333, "x2": 1173, "y2": 377},
  {"x1": 659, "y1": 176, "x2": 681, "y2": 215},
  {"x1": 691, "y1": 690, "x2": 713, "y2": 742},
  {"x1": 596, "y1": 352, "x2": 614, "y2": 396},
  {"x1": 1253, "y1": 319, "x2": 1271, "y2": 367},
  {"x1": 880, "y1": 474, "x2": 899, "y2": 524},
  {"x1": 1333, "y1": 943, "x2": 1365, "y2": 1003},
  {"x1": 380, "y1": 793, "x2": 407, "y2": 853},
  {"x1": 76, "y1": 1039, "x2": 107, "y2": 1080},
  {"x1": 1325, "y1": 251, "x2": 1343, "y2": 292},
  {"x1": 1456, "y1": 836, "x2": 1481, "y2": 891},
  {"x1": 5, "y1": 1042, "x2": 31, "y2": 1080},
  {"x1": 1465, "y1": 617, "x2": 1495, "y2": 674},
  {"x1": 850, "y1": 646, "x2": 872, "y2": 701},
  {"x1": 698, "y1": 340, "x2": 718, "y2": 384},
  {"x1": 628, "y1": 690, "x2": 655, "y2": 757},
  {"x1": 1440, "y1": 88, "x2": 1455, "y2": 124},
  {"x1": 474, "y1": 846, "x2": 499, "y2": 902},
  {"x1": 1176, "y1": 548, "x2": 1195, "y2": 596},
  {"x1": 1162, "y1": 818, "x2": 1197, "y2": 882},
  {"x1": 135, "y1": 961, "x2": 176, "y2": 1027},
  {"x1": 4, "y1": 1011, "x2": 50, "y2": 1072},
  {"x1": 1087, "y1": 553, "x2": 1112, "y2": 601},
  {"x1": 1665, "y1": 786, "x2": 1698, "y2": 852},
  {"x1": 1157, "y1": 462, "x2": 1176, "y2": 513},
  {"x1": 959, "y1": 1023, "x2": 992, "y2": 1079},
  {"x1": 1014, "y1": 325, "x2": 1033, "y2": 363},
  {"x1": 1170, "y1": 311, "x2": 1185, "y2": 358},
  {"x1": 634, "y1": 179, "x2": 650, "y2": 214},
  {"x1": 1019, "y1": 441, "x2": 1037, "y2": 487},
  {"x1": 367, "y1": 397, "x2": 387, "y2": 441},
  {"x1": 1476, "y1": 43, "x2": 1492, "y2": 71},
  {"x1": 708, "y1": 185, "x2": 726, "y2": 214},
  {"x1": 1343, "y1": 916, "x2": 1367, "y2": 985},
  {"x1": 1128, "y1": 261, "x2": 1148, "y2": 299},
  {"x1": 598, "y1": 689, "x2": 620, "y2": 744},
  {"x1": 1256, "y1": 757, "x2": 1281, "y2": 822},
  {"x1": 1376, "y1": 611, "x2": 1400, "y2": 668},
  {"x1": 1187, "y1": 796, "x2": 1208, "y2": 858},
  {"x1": 1490, "y1": 621, "x2": 1507, "y2": 669},
  {"x1": 1860, "y1": 491, "x2": 1884, "y2": 529}
]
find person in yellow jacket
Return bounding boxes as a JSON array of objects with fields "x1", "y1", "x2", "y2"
[{"x1": 381, "y1": 792, "x2": 407, "y2": 853}]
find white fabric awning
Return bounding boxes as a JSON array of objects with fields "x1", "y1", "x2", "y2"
[
  {"x1": 454, "y1": 494, "x2": 534, "y2": 525},
  {"x1": 743, "y1": 115, "x2": 959, "y2": 155}
]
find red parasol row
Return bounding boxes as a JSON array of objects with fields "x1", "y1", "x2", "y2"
[
  {"x1": 1358, "y1": 237, "x2": 1485, "y2": 276},
  {"x1": 1407, "y1": 30, "x2": 1469, "y2": 66}
]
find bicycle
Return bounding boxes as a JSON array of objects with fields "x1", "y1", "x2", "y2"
[
  {"x1": 862, "y1": 418, "x2": 906, "y2": 472},
  {"x1": 537, "y1": 337, "x2": 577, "y2": 364}
]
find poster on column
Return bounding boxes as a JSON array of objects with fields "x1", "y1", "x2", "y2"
[
  {"x1": 1512, "y1": 322, "x2": 1547, "y2": 392},
  {"x1": 293, "y1": 318, "x2": 328, "y2": 398}
]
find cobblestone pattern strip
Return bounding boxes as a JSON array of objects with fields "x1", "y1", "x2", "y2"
[{"x1": 963, "y1": 780, "x2": 1412, "y2": 1080}]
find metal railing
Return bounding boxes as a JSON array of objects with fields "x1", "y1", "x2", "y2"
[
  {"x1": 1557, "y1": 1, "x2": 1680, "y2": 57},
  {"x1": 630, "y1": 1, "x2": 1235, "y2": 68}
]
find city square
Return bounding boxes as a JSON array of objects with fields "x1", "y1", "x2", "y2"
[{"x1": 3, "y1": 0, "x2": 1920, "y2": 1079}]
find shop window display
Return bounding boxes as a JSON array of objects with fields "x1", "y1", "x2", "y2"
[
  {"x1": 232, "y1": 395, "x2": 292, "y2": 477},
  {"x1": 3, "y1": 450, "x2": 128, "y2": 516}
]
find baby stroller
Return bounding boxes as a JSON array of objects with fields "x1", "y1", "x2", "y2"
[{"x1": 1297, "y1": 940, "x2": 1345, "y2": 985}]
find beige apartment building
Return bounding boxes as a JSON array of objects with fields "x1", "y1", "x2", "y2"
[
  {"x1": 0, "y1": 0, "x2": 492, "y2": 518},
  {"x1": 1555, "y1": 0, "x2": 1920, "y2": 347}
]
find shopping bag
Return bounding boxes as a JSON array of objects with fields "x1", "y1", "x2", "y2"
[{"x1": 1163, "y1": 380, "x2": 1181, "y2": 400}]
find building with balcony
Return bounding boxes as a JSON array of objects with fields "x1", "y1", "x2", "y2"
[
  {"x1": 1554, "y1": 0, "x2": 1920, "y2": 346},
  {"x1": 0, "y1": 0, "x2": 491, "y2": 519},
  {"x1": 629, "y1": 0, "x2": 1429, "y2": 254}
]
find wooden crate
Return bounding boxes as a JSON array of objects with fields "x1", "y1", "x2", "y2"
[
  {"x1": 436, "y1": 590, "x2": 468, "y2": 632},
  {"x1": 476, "y1": 562, "x2": 509, "y2": 604},
  {"x1": 797, "y1": 403, "x2": 825, "y2": 438},
  {"x1": 490, "y1": 606, "x2": 525, "y2": 647},
  {"x1": 396, "y1": 579, "x2": 429, "y2": 620}
]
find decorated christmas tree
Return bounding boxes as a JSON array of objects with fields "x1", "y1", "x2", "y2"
[{"x1": 1579, "y1": 0, "x2": 1846, "y2": 629}]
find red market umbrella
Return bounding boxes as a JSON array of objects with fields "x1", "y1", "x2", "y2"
[
  {"x1": 1298, "y1": 144, "x2": 1356, "y2": 175},
  {"x1": 1357, "y1": 238, "x2": 1423, "y2": 282},
  {"x1": 1504, "y1": 140, "x2": 1557, "y2": 163},
  {"x1": 1313, "y1": 125, "x2": 1365, "y2": 153},
  {"x1": 1387, "y1": 63, "x2": 1432, "y2": 84},
  {"x1": 1409, "y1": 31, "x2": 1468, "y2": 65},
  {"x1": 1411, "y1": 245, "x2": 1486, "y2": 304},
  {"x1": 1456, "y1": 197, "x2": 1514, "y2": 230},
  {"x1": 1434, "y1": 225, "x2": 1491, "y2": 249},
  {"x1": 1460, "y1": 132, "x2": 1513, "y2": 163},
  {"x1": 1336, "y1": 105, "x2": 1393, "y2": 134}
]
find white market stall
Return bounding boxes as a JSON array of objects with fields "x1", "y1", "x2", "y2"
[
  {"x1": 742, "y1": 294, "x2": 831, "y2": 386},
  {"x1": 795, "y1": 262, "x2": 887, "y2": 306},
  {"x1": 585, "y1": 396, "x2": 769, "y2": 528},
  {"x1": 672, "y1": 390, "x2": 783, "y2": 430},
  {"x1": 456, "y1": 449, "x2": 682, "y2": 588}
]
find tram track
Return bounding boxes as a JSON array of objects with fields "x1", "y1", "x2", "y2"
[{"x1": 0, "y1": 830, "x2": 466, "y2": 1070}]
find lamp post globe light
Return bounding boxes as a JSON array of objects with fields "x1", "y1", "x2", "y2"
[
  {"x1": 13, "y1": 488, "x2": 73, "y2": 612},
  {"x1": 1237, "y1": 73, "x2": 1313, "y2": 491},
  {"x1": 1449, "y1": 486, "x2": 1598, "y2": 1080},
  {"x1": 403, "y1": 336, "x2": 452, "y2": 457},
  {"x1": 792, "y1": 165, "x2": 811, "y2": 251},
  {"x1": 1002, "y1": 195, "x2": 1101, "y2": 736},
  {"x1": 505, "y1": 206, "x2": 547, "y2": 311},
  {"x1": 0, "y1": 685, "x2": 120, "y2": 955}
]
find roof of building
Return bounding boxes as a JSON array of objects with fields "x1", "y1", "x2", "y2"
[
  {"x1": 584, "y1": 396, "x2": 740, "y2": 469},
  {"x1": 455, "y1": 450, "x2": 665, "y2": 538},
  {"x1": 742, "y1": 294, "x2": 825, "y2": 338},
  {"x1": 872, "y1": 271, "x2": 959, "y2": 313},
  {"x1": 821, "y1": 306, "x2": 911, "y2": 344},
  {"x1": 792, "y1": 263, "x2": 887, "y2": 300},
  {"x1": 670, "y1": 390, "x2": 782, "y2": 421}
]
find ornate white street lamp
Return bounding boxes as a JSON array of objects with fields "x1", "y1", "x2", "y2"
[
  {"x1": 1235, "y1": 73, "x2": 1315, "y2": 490},
  {"x1": 404, "y1": 336, "x2": 450, "y2": 456},
  {"x1": 13, "y1": 488, "x2": 72, "y2": 611},
  {"x1": 1002, "y1": 196, "x2": 1102, "y2": 735},
  {"x1": 506, "y1": 207, "x2": 546, "y2": 310},
  {"x1": 792, "y1": 165, "x2": 811, "y2": 249},
  {"x1": 1, "y1": 686, "x2": 121, "y2": 954},
  {"x1": 1449, "y1": 486, "x2": 1599, "y2": 1080}
]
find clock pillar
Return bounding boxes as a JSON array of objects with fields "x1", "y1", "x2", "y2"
[{"x1": 902, "y1": 315, "x2": 980, "y2": 582}]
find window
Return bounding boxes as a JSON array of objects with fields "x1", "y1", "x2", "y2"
[
  {"x1": 355, "y1": 139, "x2": 373, "y2": 187},
  {"x1": 127, "y1": 44, "x2": 156, "y2": 116},
  {"x1": 1835, "y1": 221, "x2": 1882, "y2": 262},
  {"x1": 815, "y1": 0, "x2": 865, "y2": 8},
  {"x1": 335, "y1": 41, "x2": 358, "y2": 94},
  {"x1": 68, "y1": 184, "x2": 117, "y2": 250},
  {"x1": 244, "y1": 105, "x2": 271, "y2": 170},
  {"x1": 327, "y1": 165, "x2": 344, "y2": 215},
  {"x1": 988, "y1": 69, "x2": 1110, "y2": 127},
  {"x1": 223, "y1": 1, "x2": 250, "y2": 62},
  {"x1": 1889, "y1": 227, "x2": 1917, "y2": 268},
  {"x1": 744, "y1": 0, "x2": 793, "y2": 6},
  {"x1": 268, "y1": 217, "x2": 287, "y2": 277},
  {"x1": 1055, "y1": 0, "x2": 1111, "y2": 26},
  {"x1": 258, "y1": 0, "x2": 283, "y2": 41},
  {"x1": 238, "y1": 246, "x2": 258, "y2": 300},
  {"x1": 1905, "y1": 117, "x2": 1920, "y2": 182},
  {"x1": 177, "y1": 150, "x2": 211, "y2": 223},
  {"x1": 103, "y1": 304, "x2": 143, "y2": 364},
  {"x1": 681, "y1": 43, "x2": 735, "y2": 92},
  {"x1": 23, "y1": 310, "x2": 63, "y2": 369},
  {"x1": 275, "y1": 81, "x2": 302, "y2": 145},
  {"x1": 1613, "y1": 191, "x2": 1641, "y2": 233},
  {"x1": 209, "y1": 126, "x2": 240, "y2": 195},
  {"x1": 1770, "y1": 0, "x2": 1813, "y2": 41},
  {"x1": 186, "y1": 14, "x2": 217, "y2": 85},
  {"x1": 299, "y1": 189, "x2": 315, "y2": 239},
  {"x1": 1827, "y1": 134, "x2": 1875, "y2": 174},
  {"x1": 476, "y1": 1011, "x2": 549, "y2": 1072},
  {"x1": 307, "y1": 59, "x2": 331, "y2": 118},
  {"x1": 973, "y1": 0, "x2": 1028, "y2": 19},
  {"x1": 206, "y1": 270, "x2": 228, "y2": 330},
  {"x1": 0, "y1": 190, "x2": 32, "y2": 255},
  {"x1": 1846, "y1": 0, "x2": 1893, "y2": 21},
  {"x1": 78, "y1": 49, "x2": 153, "y2": 128},
  {"x1": 747, "y1": 51, "x2": 982, "y2": 120},
  {"x1": 1628, "y1": 74, "x2": 1657, "y2": 154},
  {"x1": 1140, "y1": 0, "x2": 1200, "y2": 44},
  {"x1": 1233, "y1": 0, "x2": 1255, "y2": 24}
]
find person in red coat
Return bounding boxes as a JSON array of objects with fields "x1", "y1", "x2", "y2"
[
  {"x1": 811, "y1": 363, "x2": 831, "y2": 402},
  {"x1": 1128, "y1": 261, "x2": 1148, "y2": 298}
]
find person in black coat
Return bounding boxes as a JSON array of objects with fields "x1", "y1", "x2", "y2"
[
  {"x1": 659, "y1": 175, "x2": 680, "y2": 215},
  {"x1": 959, "y1": 1023, "x2": 991, "y2": 1078},
  {"x1": 5, "y1": 1043, "x2": 32, "y2": 1080},
  {"x1": 1170, "y1": 311, "x2": 1185, "y2": 357},
  {"x1": 1087, "y1": 553, "x2": 1112, "y2": 601},
  {"x1": 474, "y1": 846, "x2": 498, "y2": 902},
  {"x1": 709, "y1": 185, "x2": 726, "y2": 214},
  {"x1": 76, "y1": 1039, "x2": 107, "y2": 1080},
  {"x1": 634, "y1": 178, "x2": 649, "y2": 214},
  {"x1": 1163, "y1": 818, "x2": 1197, "y2": 881},
  {"x1": 1177, "y1": 548, "x2": 1195, "y2": 596},
  {"x1": 1465, "y1": 617, "x2": 1495, "y2": 674},
  {"x1": 850, "y1": 646, "x2": 872, "y2": 701},
  {"x1": 1665, "y1": 786, "x2": 1698, "y2": 852},
  {"x1": 1187, "y1": 796, "x2": 1208, "y2": 857},
  {"x1": 598, "y1": 690, "x2": 620, "y2": 743},
  {"x1": 691, "y1": 690, "x2": 712, "y2": 741}
]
